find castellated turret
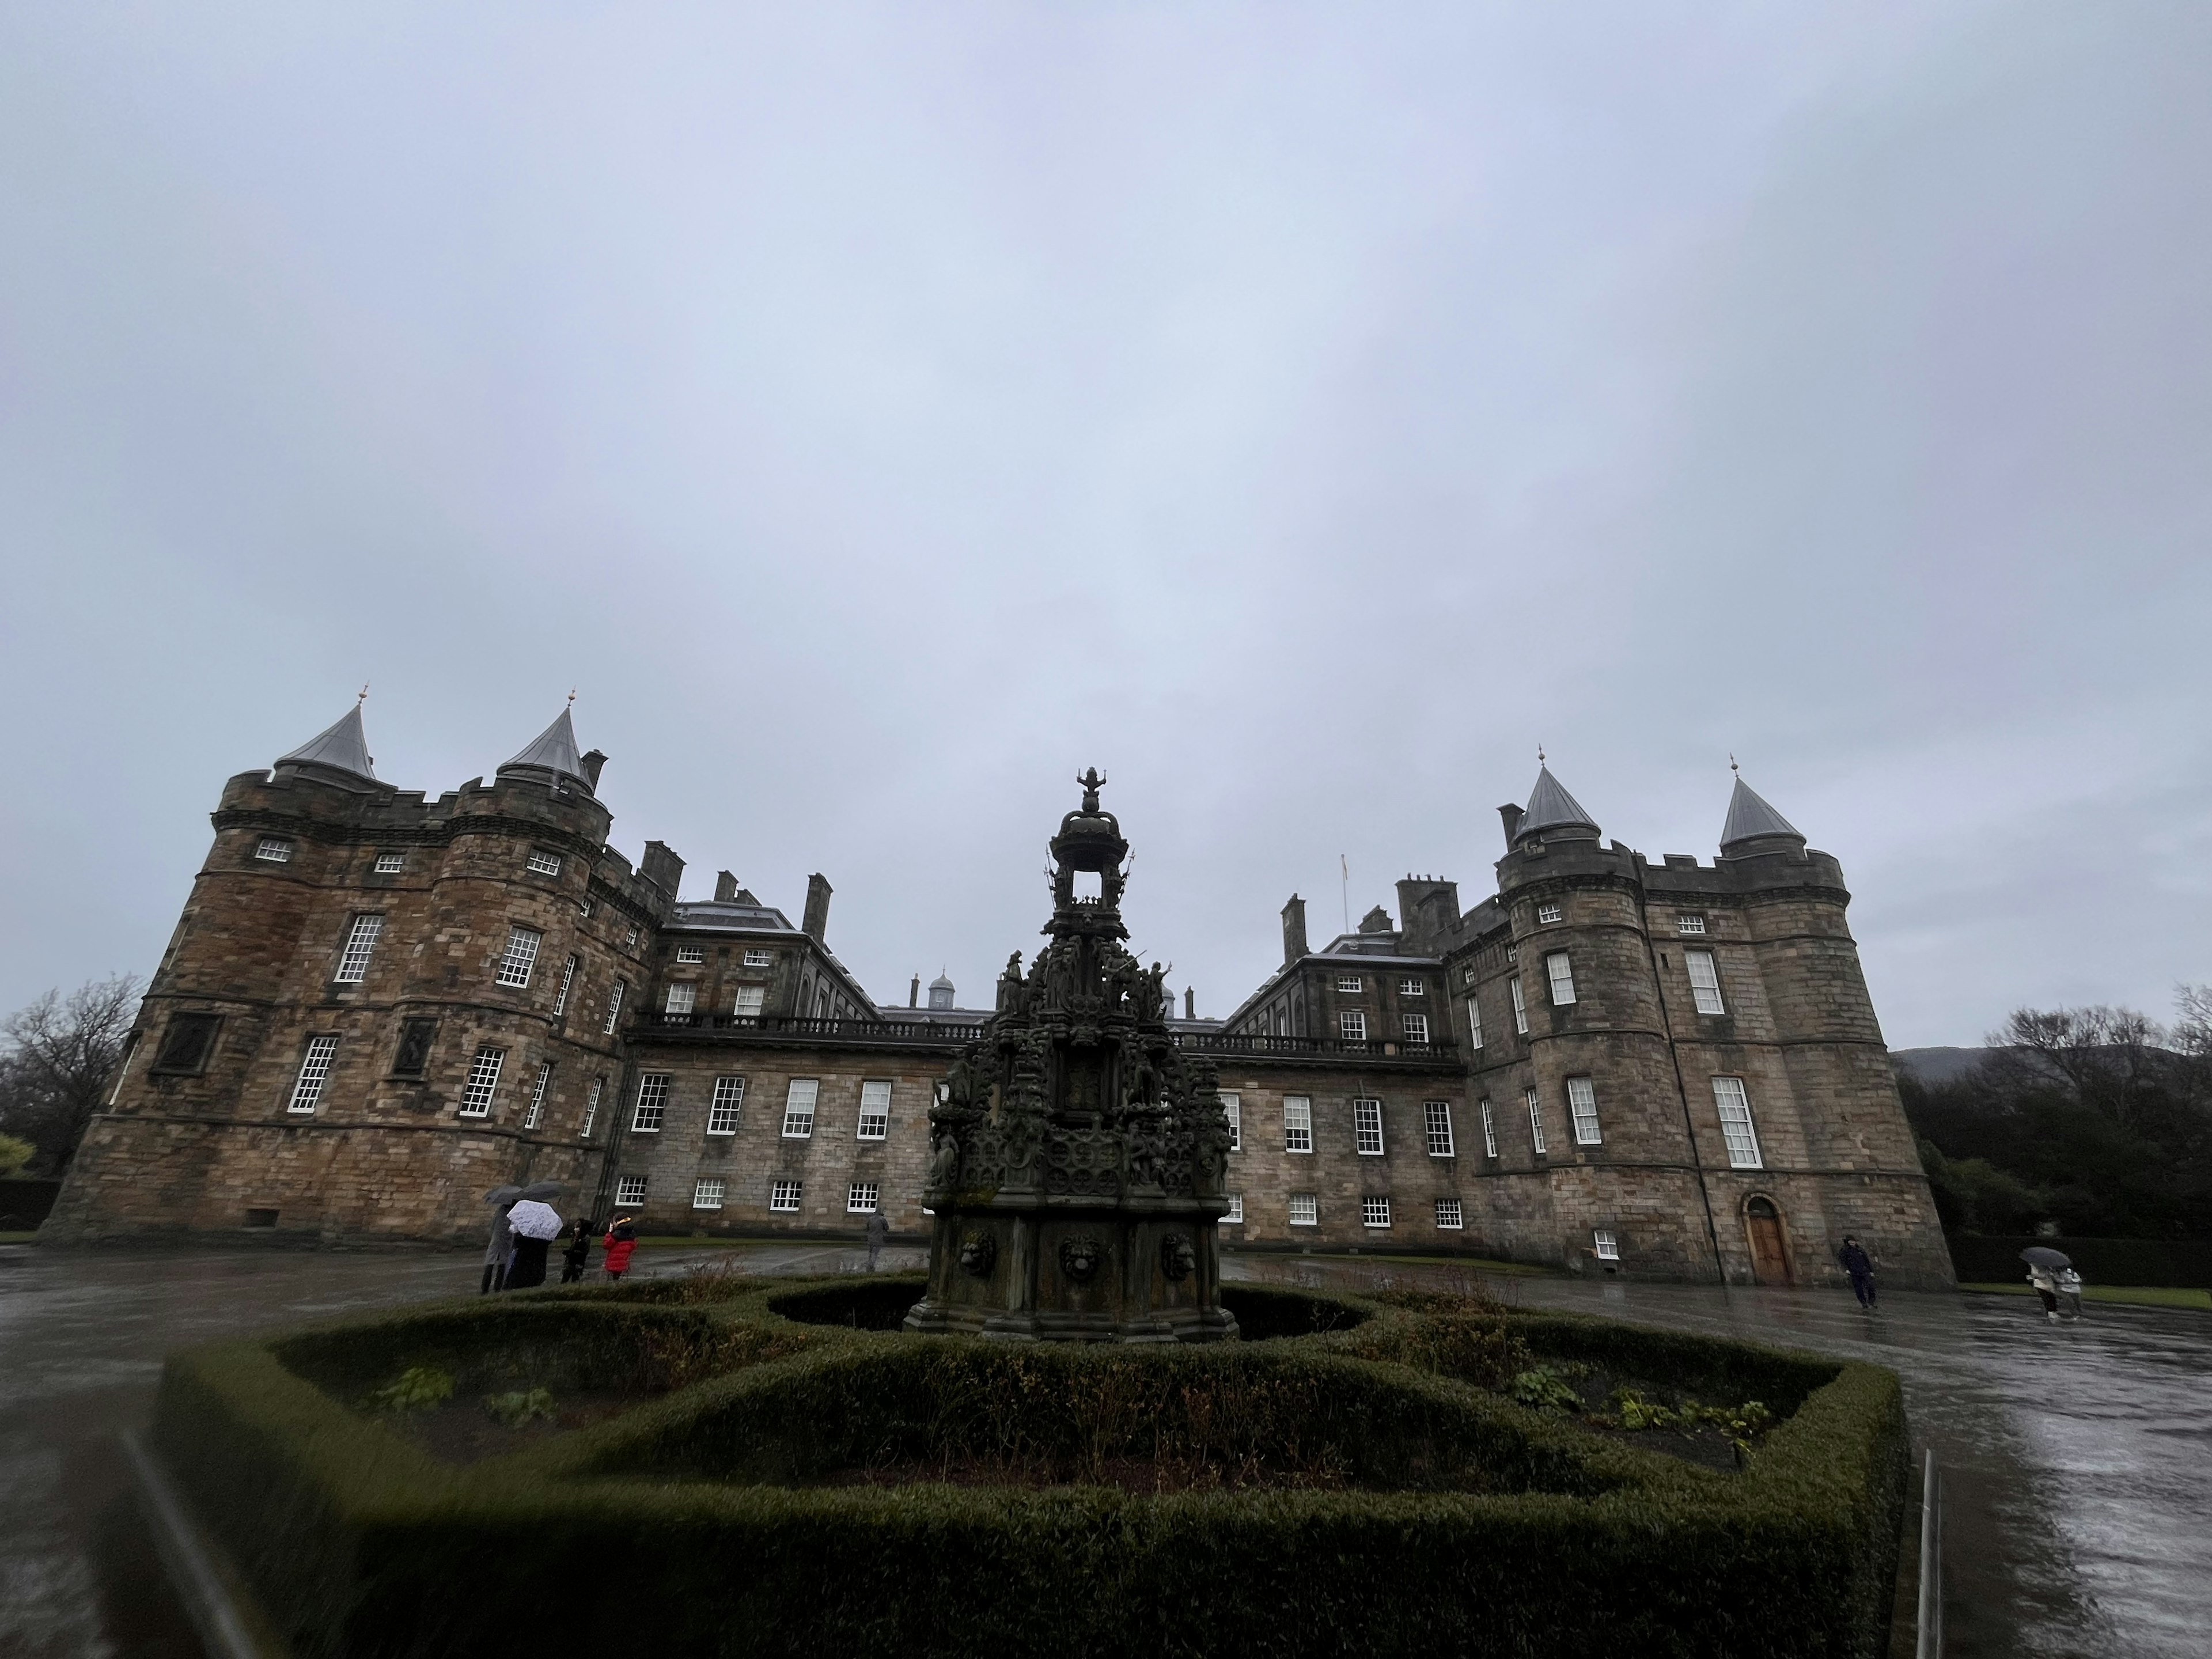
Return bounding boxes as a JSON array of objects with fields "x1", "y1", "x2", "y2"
[
  {"x1": 1449, "y1": 764, "x2": 1951, "y2": 1287},
  {"x1": 46, "y1": 702, "x2": 678, "y2": 1244}
]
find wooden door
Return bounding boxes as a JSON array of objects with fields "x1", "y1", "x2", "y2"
[{"x1": 1746, "y1": 1199, "x2": 1791, "y2": 1286}]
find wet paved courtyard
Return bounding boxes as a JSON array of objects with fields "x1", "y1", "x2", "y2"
[
  {"x1": 1228, "y1": 1255, "x2": 2212, "y2": 1659},
  {"x1": 2, "y1": 1239, "x2": 2204, "y2": 1659}
]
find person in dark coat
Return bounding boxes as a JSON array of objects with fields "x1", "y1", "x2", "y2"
[
  {"x1": 506, "y1": 1228, "x2": 552, "y2": 1290},
  {"x1": 481, "y1": 1202, "x2": 516, "y2": 1294},
  {"x1": 559, "y1": 1218, "x2": 594, "y2": 1283},
  {"x1": 1838, "y1": 1235, "x2": 1877, "y2": 1308},
  {"x1": 865, "y1": 1209, "x2": 890, "y2": 1271}
]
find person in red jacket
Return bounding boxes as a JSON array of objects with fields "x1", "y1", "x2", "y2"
[{"x1": 601, "y1": 1217, "x2": 638, "y2": 1281}]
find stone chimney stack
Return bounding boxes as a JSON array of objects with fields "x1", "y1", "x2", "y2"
[
  {"x1": 1183, "y1": 987, "x2": 1195, "y2": 1020},
  {"x1": 910, "y1": 974, "x2": 921, "y2": 1008},
  {"x1": 714, "y1": 870, "x2": 739, "y2": 902},
  {"x1": 1281, "y1": 894, "x2": 1309, "y2": 966},
  {"x1": 579, "y1": 749, "x2": 608, "y2": 791},
  {"x1": 1497, "y1": 803, "x2": 1525, "y2": 848},
  {"x1": 639, "y1": 840, "x2": 685, "y2": 899},
  {"x1": 802, "y1": 873, "x2": 832, "y2": 942}
]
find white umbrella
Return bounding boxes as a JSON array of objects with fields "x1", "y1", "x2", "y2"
[{"x1": 506, "y1": 1199, "x2": 563, "y2": 1241}]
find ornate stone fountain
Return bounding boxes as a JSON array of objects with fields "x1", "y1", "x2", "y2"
[{"x1": 904, "y1": 771, "x2": 1238, "y2": 1342}]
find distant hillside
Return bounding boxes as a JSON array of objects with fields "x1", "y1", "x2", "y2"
[{"x1": 1891, "y1": 1047, "x2": 1988, "y2": 1085}]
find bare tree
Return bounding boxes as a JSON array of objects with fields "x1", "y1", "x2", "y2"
[
  {"x1": 1983, "y1": 1003, "x2": 2168, "y2": 1128},
  {"x1": 0, "y1": 975, "x2": 143, "y2": 1175}
]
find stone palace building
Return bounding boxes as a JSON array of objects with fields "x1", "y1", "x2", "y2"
[{"x1": 44, "y1": 703, "x2": 1955, "y2": 1289}]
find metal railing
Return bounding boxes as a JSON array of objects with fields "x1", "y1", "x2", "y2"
[
  {"x1": 634, "y1": 1010, "x2": 1456, "y2": 1062},
  {"x1": 1916, "y1": 1449, "x2": 1943, "y2": 1658},
  {"x1": 1176, "y1": 1031, "x2": 1460, "y2": 1062},
  {"x1": 637, "y1": 1012, "x2": 988, "y2": 1044}
]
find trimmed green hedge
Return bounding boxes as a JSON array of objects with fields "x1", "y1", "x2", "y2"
[{"x1": 154, "y1": 1273, "x2": 1908, "y2": 1659}]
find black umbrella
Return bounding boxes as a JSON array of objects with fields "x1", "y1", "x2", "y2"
[
  {"x1": 483, "y1": 1180, "x2": 566, "y2": 1206},
  {"x1": 2020, "y1": 1246, "x2": 2073, "y2": 1271}
]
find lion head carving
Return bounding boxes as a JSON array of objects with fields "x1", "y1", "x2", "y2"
[
  {"x1": 957, "y1": 1229, "x2": 997, "y2": 1278},
  {"x1": 1058, "y1": 1236, "x2": 1105, "y2": 1283}
]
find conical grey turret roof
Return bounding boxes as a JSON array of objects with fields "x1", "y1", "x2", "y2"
[
  {"x1": 1719, "y1": 774, "x2": 1804, "y2": 851},
  {"x1": 498, "y1": 707, "x2": 592, "y2": 791},
  {"x1": 274, "y1": 704, "x2": 376, "y2": 783},
  {"x1": 1518, "y1": 764, "x2": 1600, "y2": 841}
]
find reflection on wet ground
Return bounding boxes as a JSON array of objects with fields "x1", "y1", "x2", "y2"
[
  {"x1": 1226, "y1": 1255, "x2": 2212, "y2": 1659},
  {"x1": 0, "y1": 1240, "x2": 918, "y2": 1659},
  {"x1": 2, "y1": 1240, "x2": 2202, "y2": 1658}
]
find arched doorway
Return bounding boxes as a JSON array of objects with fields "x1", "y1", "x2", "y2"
[{"x1": 1744, "y1": 1196, "x2": 1793, "y2": 1286}]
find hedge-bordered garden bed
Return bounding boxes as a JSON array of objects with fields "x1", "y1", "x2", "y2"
[{"x1": 153, "y1": 1273, "x2": 1908, "y2": 1658}]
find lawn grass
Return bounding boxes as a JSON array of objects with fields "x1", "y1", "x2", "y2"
[
  {"x1": 0, "y1": 1230, "x2": 39, "y2": 1244},
  {"x1": 1959, "y1": 1282, "x2": 2210, "y2": 1312}
]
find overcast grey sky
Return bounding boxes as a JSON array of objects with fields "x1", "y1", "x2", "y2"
[{"x1": 3, "y1": 4, "x2": 2208, "y2": 1047}]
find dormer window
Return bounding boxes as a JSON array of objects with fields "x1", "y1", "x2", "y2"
[
  {"x1": 526, "y1": 850, "x2": 563, "y2": 877},
  {"x1": 675, "y1": 946, "x2": 704, "y2": 964},
  {"x1": 1677, "y1": 915, "x2": 1707, "y2": 935},
  {"x1": 1537, "y1": 903, "x2": 1563, "y2": 925},
  {"x1": 254, "y1": 838, "x2": 293, "y2": 863}
]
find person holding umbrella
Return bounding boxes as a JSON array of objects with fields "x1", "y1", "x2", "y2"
[
  {"x1": 480, "y1": 1188, "x2": 520, "y2": 1294},
  {"x1": 2022, "y1": 1246, "x2": 2082, "y2": 1323},
  {"x1": 503, "y1": 1196, "x2": 565, "y2": 1289}
]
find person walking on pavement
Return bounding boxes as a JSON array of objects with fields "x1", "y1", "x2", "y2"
[
  {"x1": 865, "y1": 1208, "x2": 890, "y2": 1271},
  {"x1": 1837, "y1": 1234, "x2": 1877, "y2": 1308},
  {"x1": 559, "y1": 1217, "x2": 594, "y2": 1283},
  {"x1": 602, "y1": 1216, "x2": 638, "y2": 1281},
  {"x1": 481, "y1": 1200, "x2": 517, "y2": 1294}
]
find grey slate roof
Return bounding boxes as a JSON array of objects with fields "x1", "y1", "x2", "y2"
[
  {"x1": 275, "y1": 706, "x2": 376, "y2": 781},
  {"x1": 498, "y1": 708, "x2": 589, "y2": 789},
  {"x1": 1720, "y1": 776, "x2": 1803, "y2": 849},
  {"x1": 1519, "y1": 764, "x2": 1600, "y2": 839}
]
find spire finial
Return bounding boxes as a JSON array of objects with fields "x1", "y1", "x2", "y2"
[
  {"x1": 1537, "y1": 743, "x2": 1546, "y2": 765},
  {"x1": 357, "y1": 682, "x2": 369, "y2": 706},
  {"x1": 567, "y1": 687, "x2": 576, "y2": 707},
  {"x1": 1730, "y1": 752, "x2": 1739, "y2": 775}
]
